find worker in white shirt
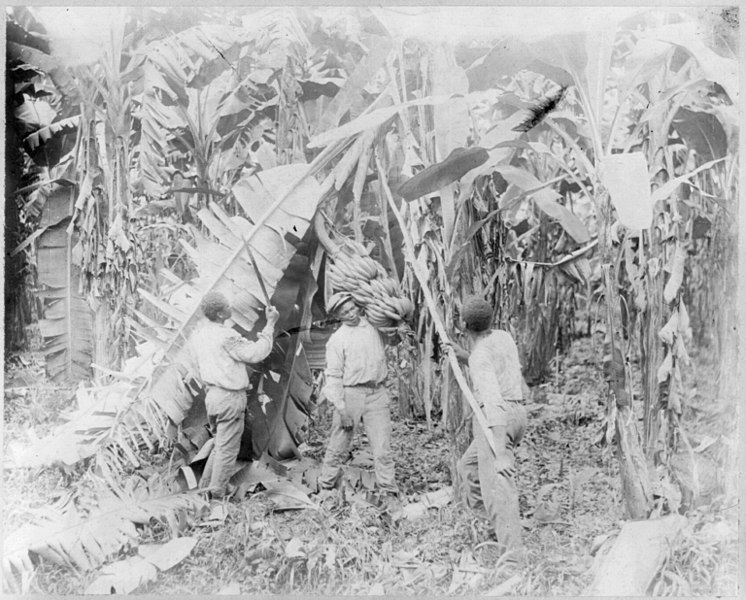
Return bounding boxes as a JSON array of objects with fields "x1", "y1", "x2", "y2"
[
  {"x1": 194, "y1": 291, "x2": 279, "y2": 499},
  {"x1": 317, "y1": 292, "x2": 399, "y2": 505},
  {"x1": 456, "y1": 296, "x2": 527, "y2": 560}
]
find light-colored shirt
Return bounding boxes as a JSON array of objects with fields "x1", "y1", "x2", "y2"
[
  {"x1": 323, "y1": 318, "x2": 388, "y2": 411},
  {"x1": 468, "y1": 329, "x2": 524, "y2": 426},
  {"x1": 195, "y1": 320, "x2": 274, "y2": 391}
]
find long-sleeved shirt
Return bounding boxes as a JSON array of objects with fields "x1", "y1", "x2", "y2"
[
  {"x1": 195, "y1": 320, "x2": 274, "y2": 391},
  {"x1": 468, "y1": 329, "x2": 524, "y2": 427},
  {"x1": 323, "y1": 318, "x2": 388, "y2": 411}
]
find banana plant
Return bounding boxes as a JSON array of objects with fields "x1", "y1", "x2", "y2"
[
  {"x1": 6, "y1": 7, "x2": 87, "y2": 374},
  {"x1": 137, "y1": 15, "x2": 314, "y2": 203},
  {"x1": 484, "y1": 11, "x2": 737, "y2": 517},
  {"x1": 620, "y1": 18, "x2": 737, "y2": 511},
  {"x1": 371, "y1": 9, "x2": 735, "y2": 517}
]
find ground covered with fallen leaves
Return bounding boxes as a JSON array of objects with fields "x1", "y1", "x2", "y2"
[{"x1": 3, "y1": 331, "x2": 738, "y2": 595}]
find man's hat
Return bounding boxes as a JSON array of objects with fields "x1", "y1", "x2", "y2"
[{"x1": 327, "y1": 292, "x2": 355, "y2": 314}]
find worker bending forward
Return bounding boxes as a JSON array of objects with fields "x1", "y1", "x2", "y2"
[
  {"x1": 318, "y1": 292, "x2": 399, "y2": 504},
  {"x1": 195, "y1": 292, "x2": 279, "y2": 499},
  {"x1": 457, "y1": 296, "x2": 527, "y2": 559}
]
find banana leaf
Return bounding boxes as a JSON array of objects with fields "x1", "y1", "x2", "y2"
[
  {"x1": 247, "y1": 321, "x2": 315, "y2": 460},
  {"x1": 650, "y1": 22, "x2": 737, "y2": 102},
  {"x1": 84, "y1": 538, "x2": 198, "y2": 594},
  {"x1": 396, "y1": 147, "x2": 489, "y2": 201},
  {"x1": 180, "y1": 248, "x2": 318, "y2": 463},
  {"x1": 670, "y1": 107, "x2": 727, "y2": 162},
  {"x1": 3, "y1": 486, "x2": 206, "y2": 590},
  {"x1": 138, "y1": 24, "x2": 259, "y2": 197},
  {"x1": 7, "y1": 380, "x2": 137, "y2": 469},
  {"x1": 7, "y1": 40, "x2": 79, "y2": 102},
  {"x1": 466, "y1": 36, "x2": 536, "y2": 91},
  {"x1": 490, "y1": 165, "x2": 590, "y2": 243},
  {"x1": 431, "y1": 44, "x2": 470, "y2": 160},
  {"x1": 23, "y1": 115, "x2": 79, "y2": 152},
  {"x1": 36, "y1": 184, "x2": 94, "y2": 384},
  {"x1": 314, "y1": 33, "x2": 393, "y2": 135},
  {"x1": 84, "y1": 556, "x2": 157, "y2": 595},
  {"x1": 143, "y1": 163, "x2": 324, "y2": 425}
]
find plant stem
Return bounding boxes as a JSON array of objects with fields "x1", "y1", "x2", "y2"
[{"x1": 376, "y1": 153, "x2": 497, "y2": 456}]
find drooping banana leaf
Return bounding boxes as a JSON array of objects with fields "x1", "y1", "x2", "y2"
[
  {"x1": 143, "y1": 163, "x2": 325, "y2": 425},
  {"x1": 23, "y1": 115, "x2": 80, "y2": 152},
  {"x1": 36, "y1": 183, "x2": 94, "y2": 384},
  {"x1": 268, "y1": 339, "x2": 314, "y2": 458},
  {"x1": 7, "y1": 40, "x2": 80, "y2": 102},
  {"x1": 243, "y1": 252, "x2": 317, "y2": 461}
]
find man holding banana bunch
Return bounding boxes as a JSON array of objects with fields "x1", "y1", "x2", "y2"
[{"x1": 317, "y1": 292, "x2": 400, "y2": 509}]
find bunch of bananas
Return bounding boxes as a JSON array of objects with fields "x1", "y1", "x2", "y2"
[{"x1": 326, "y1": 242, "x2": 414, "y2": 328}]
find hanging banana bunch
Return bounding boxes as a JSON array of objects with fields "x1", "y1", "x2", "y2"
[{"x1": 315, "y1": 212, "x2": 413, "y2": 329}]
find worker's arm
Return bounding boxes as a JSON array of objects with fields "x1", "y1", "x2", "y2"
[
  {"x1": 323, "y1": 335, "x2": 354, "y2": 429},
  {"x1": 323, "y1": 336, "x2": 346, "y2": 412},
  {"x1": 225, "y1": 306, "x2": 279, "y2": 364}
]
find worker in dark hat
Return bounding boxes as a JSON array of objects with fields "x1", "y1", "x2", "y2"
[
  {"x1": 194, "y1": 291, "x2": 279, "y2": 499},
  {"x1": 456, "y1": 295, "x2": 527, "y2": 560},
  {"x1": 317, "y1": 292, "x2": 399, "y2": 507}
]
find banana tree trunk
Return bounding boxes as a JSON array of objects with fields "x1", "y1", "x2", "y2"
[
  {"x1": 4, "y1": 122, "x2": 29, "y2": 351},
  {"x1": 640, "y1": 227, "x2": 664, "y2": 455},
  {"x1": 599, "y1": 199, "x2": 652, "y2": 519},
  {"x1": 91, "y1": 295, "x2": 114, "y2": 382},
  {"x1": 719, "y1": 227, "x2": 738, "y2": 501},
  {"x1": 716, "y1": 207, "x2": 739, "y2": 403}
]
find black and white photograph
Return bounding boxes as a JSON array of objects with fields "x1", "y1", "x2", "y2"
[{"x1": 3, "y1": 5, "x2": 740, "y2": 596}]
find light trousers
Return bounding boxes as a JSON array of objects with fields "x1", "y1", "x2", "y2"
[
  {"x1": 201, "y1": 387, "x2": 246, "y2": 497},
  {"x1": 318, "y1": 386, "x2": 398, "y2": 493},
  {"x1": 458, "y1": 402, "x2": 527, "y2": 554}
]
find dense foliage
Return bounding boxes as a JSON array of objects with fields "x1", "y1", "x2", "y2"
[{"x1": 4, "y1": 5, "x2": 738, "y2": 596}]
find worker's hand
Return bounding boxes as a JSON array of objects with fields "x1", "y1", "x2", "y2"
[
  {"x1": 338, "y1": 407, "x2": 355, "y2": 430},
  {"x1": 443, "y1": 340, "x2": 469, "y2": 363},
  {"x1": 265, "y1": 305, "x2": 280, "y2": 326},
  {"x1": 493, "y1": 451, "x2": 515, "y2": 477},
  {"x1": 453, "y1": 345, "x2": 469, "y2": 363}
]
